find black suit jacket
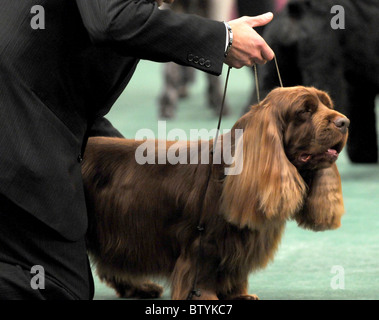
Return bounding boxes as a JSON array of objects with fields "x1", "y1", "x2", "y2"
[{"x1": 0, "y1": 0, "x2": 226, "y2": 240}]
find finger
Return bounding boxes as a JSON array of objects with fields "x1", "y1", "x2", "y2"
[
  {"x1": 245, "y1": 12, "x2": 274, "y2": 28},
  {"x1": 261, "y1": 44, "x2": 275, "y2": 61},
  {"x1": 256, "y1": 59, "x2": 268, "y2": 65},
  {"x1": 253, "y1": 57, "x2": 268, "y2": 65}
]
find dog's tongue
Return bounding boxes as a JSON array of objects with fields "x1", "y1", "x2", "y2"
[
  {"x1": 300, "y1": 149, "x2": 339, "y2": 163},
  {"x1": 327, "y1": 148, "x2": 338, "y2": 157}
]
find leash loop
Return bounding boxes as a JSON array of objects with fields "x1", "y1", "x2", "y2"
[
  {"x1": 254, "y1": 55, "x2": 283, "y2": 104},
  {"x1": 274, "y1": 55, "x2": 283, "y2": 88},
  {"x1": 187, "y1": 66, "x2": 232, "y2": 300}
]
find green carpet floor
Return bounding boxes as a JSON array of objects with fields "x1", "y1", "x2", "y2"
[{"x1": 93, "y1": 61, "x2": 379, "y2": 300}]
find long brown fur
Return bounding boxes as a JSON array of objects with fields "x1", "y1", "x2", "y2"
[{"x1": 82, "y1": 86, "x2": 349, "y2": 300}]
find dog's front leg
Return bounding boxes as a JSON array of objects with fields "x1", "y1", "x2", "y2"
[
  {"x1": 188, "y1": 289, "x2": 219, "y2": 300},
  {"x1": 171, "y1": 285, "x2": 219, "y2": 300},
  {"x1": 218, "y1": 280, "x2": 259, "y2": 300},
  {"x1": 170, "y1": 255, "x2": 219, "y2": 300}
]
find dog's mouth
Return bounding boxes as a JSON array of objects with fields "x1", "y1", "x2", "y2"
[{"x1": 299, "y1": 142, "x2": 344, "y2": 164}]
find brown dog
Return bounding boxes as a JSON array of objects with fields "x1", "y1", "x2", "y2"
[{"x1": 82, "y1": 86, "x2": 349, "y2": 300}]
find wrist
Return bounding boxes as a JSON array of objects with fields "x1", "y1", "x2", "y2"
[{"x1": 223, "y1": 21, "x2": 233, "y2": 58}]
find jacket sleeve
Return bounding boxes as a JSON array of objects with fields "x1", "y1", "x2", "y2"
[
  {"x1": 75, "y1": 0, "x2": 226, "y2": 75},
  {"x1": 89, "y1": 117, "x2": 124, "y2": 138}
]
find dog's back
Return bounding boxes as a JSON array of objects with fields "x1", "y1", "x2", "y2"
[{"x1": 82, "y1": 137, "x2": 213, "y2": 277}]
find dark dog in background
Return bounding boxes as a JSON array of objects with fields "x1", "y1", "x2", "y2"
[
  {"x1": 247, "y1": 0, "x2": 379, "y2": 163},
  {"x1": 83, "y1": 86, "x2": 349, "y2": 300}
]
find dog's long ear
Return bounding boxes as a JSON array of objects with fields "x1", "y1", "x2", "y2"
[
  {"x1": 295, "y1": 163, "x2": 344, "y2": 231},
  {"x1": 221, "y1": 94, "x2": 307, "y2": 230}
]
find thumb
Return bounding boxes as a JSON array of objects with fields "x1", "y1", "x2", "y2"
[{"x1": 245, "y1": 12, "x2": 274, "y2": 28}]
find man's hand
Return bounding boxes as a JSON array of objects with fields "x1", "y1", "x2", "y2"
[
  {"x1": 225, "y1": 13, "x2": 275, "y2": 68},
  {"x1": 155, "y1": 0, "x2": 175, "y2": 6}
]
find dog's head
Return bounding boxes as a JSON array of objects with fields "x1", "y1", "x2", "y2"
[
  {"x1": 269, "y1": 86, "x2": 349, "y2": 171},
  {"x1": 222, "y1": 86, "x2": 348, "y2": 231}
]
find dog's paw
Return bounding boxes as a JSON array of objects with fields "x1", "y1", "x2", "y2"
[
  {"x1": 137, "y1": 282, "x2": 164, "y2": 299},
  {"x1": 102, "y1": 275, "x2": 164, "y2": 299},
  {"x1": 116, "y1": 282, "x2": 164, "y2": 299},
  {"x1": 229, "y1": 294, "x2": 259, "y2": 300}
]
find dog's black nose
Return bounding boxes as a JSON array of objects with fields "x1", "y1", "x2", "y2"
[{"x1": 334, "y1": 117, "x2": 350, "y2": 133}]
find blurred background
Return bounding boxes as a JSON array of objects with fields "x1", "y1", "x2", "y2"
[{"x1": 94, "y1": 0, "x2": 379, "y2": 300}]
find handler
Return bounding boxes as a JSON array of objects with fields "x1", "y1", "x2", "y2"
[{"x1": 0, "y1": 0, "x2": 274, "y2": 299}]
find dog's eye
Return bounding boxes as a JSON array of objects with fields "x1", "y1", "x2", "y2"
[{"x1": 296, "y1": 108, "x2": 312, "y2": 120}]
